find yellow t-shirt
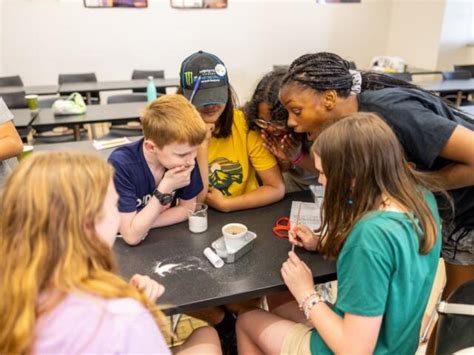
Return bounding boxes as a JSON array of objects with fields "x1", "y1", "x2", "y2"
[{"x1": 208, "y1": 110, "x2": 277, "y2": 197}]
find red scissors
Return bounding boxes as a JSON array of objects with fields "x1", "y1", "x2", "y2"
[{"x1": 273, "y1": 217, "x2": 291, "y2": 239}]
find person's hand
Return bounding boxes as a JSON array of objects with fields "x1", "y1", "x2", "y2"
[
  {"x1": 281, "y1": 251, "x2": 314, "y2": 304},
  {"x1": 289, "y1": 224, "x2": 319, "y2": 251},
  {"x1": 158, "y1": 165, "x2": 194, "y2": 193},
  {"x1": 261, "y1": 131, "x2": 302, "y2": 163},
  {"x1": 206, "y1": 187, "x2": 229, "y2": 212},
  {"x1": 130, "y1": 274, "x2": 165, "y2": 303},
  {"x1": 280, "y1": 134, "x2": 303, "y2": 162}
]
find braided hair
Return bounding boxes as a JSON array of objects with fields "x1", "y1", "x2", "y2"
[
  {"x1": 282, "y1": 52, "x2": 423, "y2": 97},
  {"x1": 244, "y1": 69, "x2": 288, "y2": 130},
  {"x1": 282, "y1": 52, "x2": 472, "y2": 121}
]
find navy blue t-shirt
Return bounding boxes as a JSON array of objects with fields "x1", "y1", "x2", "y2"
[
  {"x1": 108, "y1": 138, "x2": 203, "y2": 213},
  {"x1": 358, "y1": 88, "x2": 474, "y2": 228}
]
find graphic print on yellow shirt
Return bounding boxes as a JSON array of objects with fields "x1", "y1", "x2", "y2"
[
  {"x1": 208, "y1": 110, "x2": 277, "y2": 197},
  {"x1": 209, "y1": 157, "x2": 243, "y2": 196}
]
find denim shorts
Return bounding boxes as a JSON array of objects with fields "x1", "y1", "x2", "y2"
[{"x1": 442, "y1": 222, "x2": 474, "y2": 266}]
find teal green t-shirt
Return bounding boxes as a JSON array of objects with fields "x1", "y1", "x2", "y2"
[{"x1": 310, "y1": 192, "x2": 442, "y2": 355}]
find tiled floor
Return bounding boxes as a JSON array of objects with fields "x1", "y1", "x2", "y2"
[{"x1": 162, "y1": 315, "x2": 208, "y2": 347}]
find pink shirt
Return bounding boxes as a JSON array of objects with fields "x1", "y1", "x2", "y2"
[{"x1": 34, "y1": 293, "x2": 171, "y2": 354}]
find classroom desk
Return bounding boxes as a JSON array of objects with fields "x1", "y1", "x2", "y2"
[
  {"x1": 11, "y1": 108, "x2": 38, "y2": 129},
  {"x1": 32, "y1": 141, "x2": 337, "y2": 315},
  {"x1": 31, "y1": 102, "x2": 146, "y2": 140},
  {"x1": 418, "y1": 79, "x2": 474, "y2": 106},
  {"x1": 0, "y1": 85, "x2": 59, "y2": 96},
  {"x1": 11, "y1": 108, "x2": 39, "y2": 141},
  {"x1": 34, "y1": 136, "x2": 141, "y2": 158},
  {"x1": 59, "y1": 78, "x2": 179, "y2": 103},
  {"x1": 418, "y1": 79, "x2": 474, "y2": 94}
]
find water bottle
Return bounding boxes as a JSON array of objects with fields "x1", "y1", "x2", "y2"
[{"x1": 147, "y1": 76, "x2": 157, "y2": 102}]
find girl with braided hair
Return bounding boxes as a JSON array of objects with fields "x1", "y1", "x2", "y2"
[
  {"x1": 244, "y1": 69, "x2": 316, "y2": 192},
  {"x1": 269, "y1": 52, "x2": 474, "y2": 308}
]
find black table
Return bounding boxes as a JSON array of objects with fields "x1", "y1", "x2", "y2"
[
  {"x1": 33, "y1": 136, "x2": 141, "y2": 158},
  {"x1": 11, "y1": 108, "x2": 39, "y2": 141},
  {"x1": 31, "y1": 102, "x2": 146, "y2": 140},
  {"x1": 114, "y1": 191, "x2": 336, "y2": 314},
  {"x1": 59, "y1": 78, "x2": 179, "y2": 103},
  {"x1": 0, "y1": 85, "x2": 59, "y2": 96},
  {"x1": 418, "y1": 79, "x2": 474, "y2": 106},
  {"x1": 418, "y1": 79, "x2": 474, "y2": 93},
  {"x1": 32, "y1": 141, "x2": 337, "y2": 315},
  {"x1": 11, "y1": 108, "x2": 38, "y2": 129}
]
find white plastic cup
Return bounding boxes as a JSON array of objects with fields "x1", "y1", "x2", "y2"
[
  {"x1": 222, "y1": 223, "x2": 248, "y2": 252},
  {"x1": 188, "y1": 203, "x2": 208, "y2": 233}
]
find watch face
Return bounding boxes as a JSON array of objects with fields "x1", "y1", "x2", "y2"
[
  {"x1": 161, "y1": 193, "x2": 174, "y2": 205},
  {"x1": 154, "y1": 189, "x2": 174, "y2": 205}
]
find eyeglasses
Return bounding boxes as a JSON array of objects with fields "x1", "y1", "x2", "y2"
[{"x1": 254, "y1": 119, "x2": 287, "y2": 131}]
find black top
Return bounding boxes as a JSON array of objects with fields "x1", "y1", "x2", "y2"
[{"x1": 358, "y1": 88, "x2": 474, "y2": 228}]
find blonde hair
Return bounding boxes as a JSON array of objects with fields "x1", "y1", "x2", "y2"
[
  {"x1": 313, "y1": 113, "x2": 440, "y2": 259},
  {"x1": 0, "y1": 152, "x2": 166, "y2": 355},
  {"x1": 142, "y1": 94, "x2": 207, "y2": 148}
]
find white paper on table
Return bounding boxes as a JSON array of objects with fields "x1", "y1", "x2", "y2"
[
  {"x1": 290, "y1": 201, "x2": 321, "y2": 230},
  {"x1": 93, "y1": 137, "x2": 130, "y2": 150}
]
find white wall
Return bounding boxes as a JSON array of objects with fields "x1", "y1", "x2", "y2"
[
  {"x1": 436, "y1": 0, "x2": 474, "y2": 70},
  {"x1": 1, "y1": 0, "x2": 391, "y2": 101},
  {"x1": 385, "y1": 0, "x2": 447, "y2": 70}
]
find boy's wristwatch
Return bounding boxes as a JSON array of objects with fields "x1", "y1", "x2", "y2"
[{"x1": 153, "y1": 188, "x2": 174, "y2": 206}]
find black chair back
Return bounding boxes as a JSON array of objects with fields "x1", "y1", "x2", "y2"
[
  {"x1": 132, "y1": 70, "x2": 165, "y2": 94},
  {"x1": 442, "y1": 70, "x2": 472, "y2": 81},
  {"x1": 0, "y1": 75, "x2": 23, "y2": 87},
  {"x1": 58, "y1": 72, "x2": 100, "y2": 103},
  {"x1": 454, "y1": 64, "x2": 474, "y2": 77},
  {"x1": 58, "y1": 72, "x2": 97, "y2": 84},
  {"x1": 107, "y1": 93, "x2": 147, "y2": 104},
  {"x1": 1, "y1": 92, "x2": 27, "y2": 109}
]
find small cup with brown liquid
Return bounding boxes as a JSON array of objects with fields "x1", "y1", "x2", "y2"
[{"x1": 222, "y1": 223, "x2": 248, "y2": 252}]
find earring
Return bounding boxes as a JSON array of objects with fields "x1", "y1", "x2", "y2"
[{"x1": 347, "y1": 197, "x2": 353, "y2": 205}]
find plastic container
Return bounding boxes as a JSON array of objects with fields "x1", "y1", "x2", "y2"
[{"x1": 211, "y1": 231, "x2": 257, "y2": 263}]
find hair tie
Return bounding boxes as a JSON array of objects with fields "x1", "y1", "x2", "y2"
[{"x1": 349, "y1": 69, "x2": 362, "y2": 95}]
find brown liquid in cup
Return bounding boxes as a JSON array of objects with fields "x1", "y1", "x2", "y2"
[{"x1": 225, "y1": 226, "x2": 245, "y2": 235}]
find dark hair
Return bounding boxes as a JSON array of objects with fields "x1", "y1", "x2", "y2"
[
  {"x1": 214, "y1": 85, "x2": 238, "y2": 139},
  {"x1": 244, "y1": 69, "x2": 288, "y2": 130},
  {"x1": 313, "y1": 112, "x2": 442, "y2": 259},
  {"x1": 176, "y1": 85, "x2": 238, "y2": 139},
  {"x1": 282, "y1": 52, "x2": 472, "y2": 120}
]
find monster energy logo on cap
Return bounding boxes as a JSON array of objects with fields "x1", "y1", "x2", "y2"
[{"x1": 184, "y1": 71, "x2": 194, "y2": 86}]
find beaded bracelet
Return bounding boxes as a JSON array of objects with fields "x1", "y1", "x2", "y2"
[
  {"x1": 291, "y1": 150, "x2": 305, "y2": 165},
  {"x1": 298, "y1": 291, "x2": 318, "y2": 310},
  {"x1": 303, "y1": 294, "x2": 323, "y2": 320}
]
